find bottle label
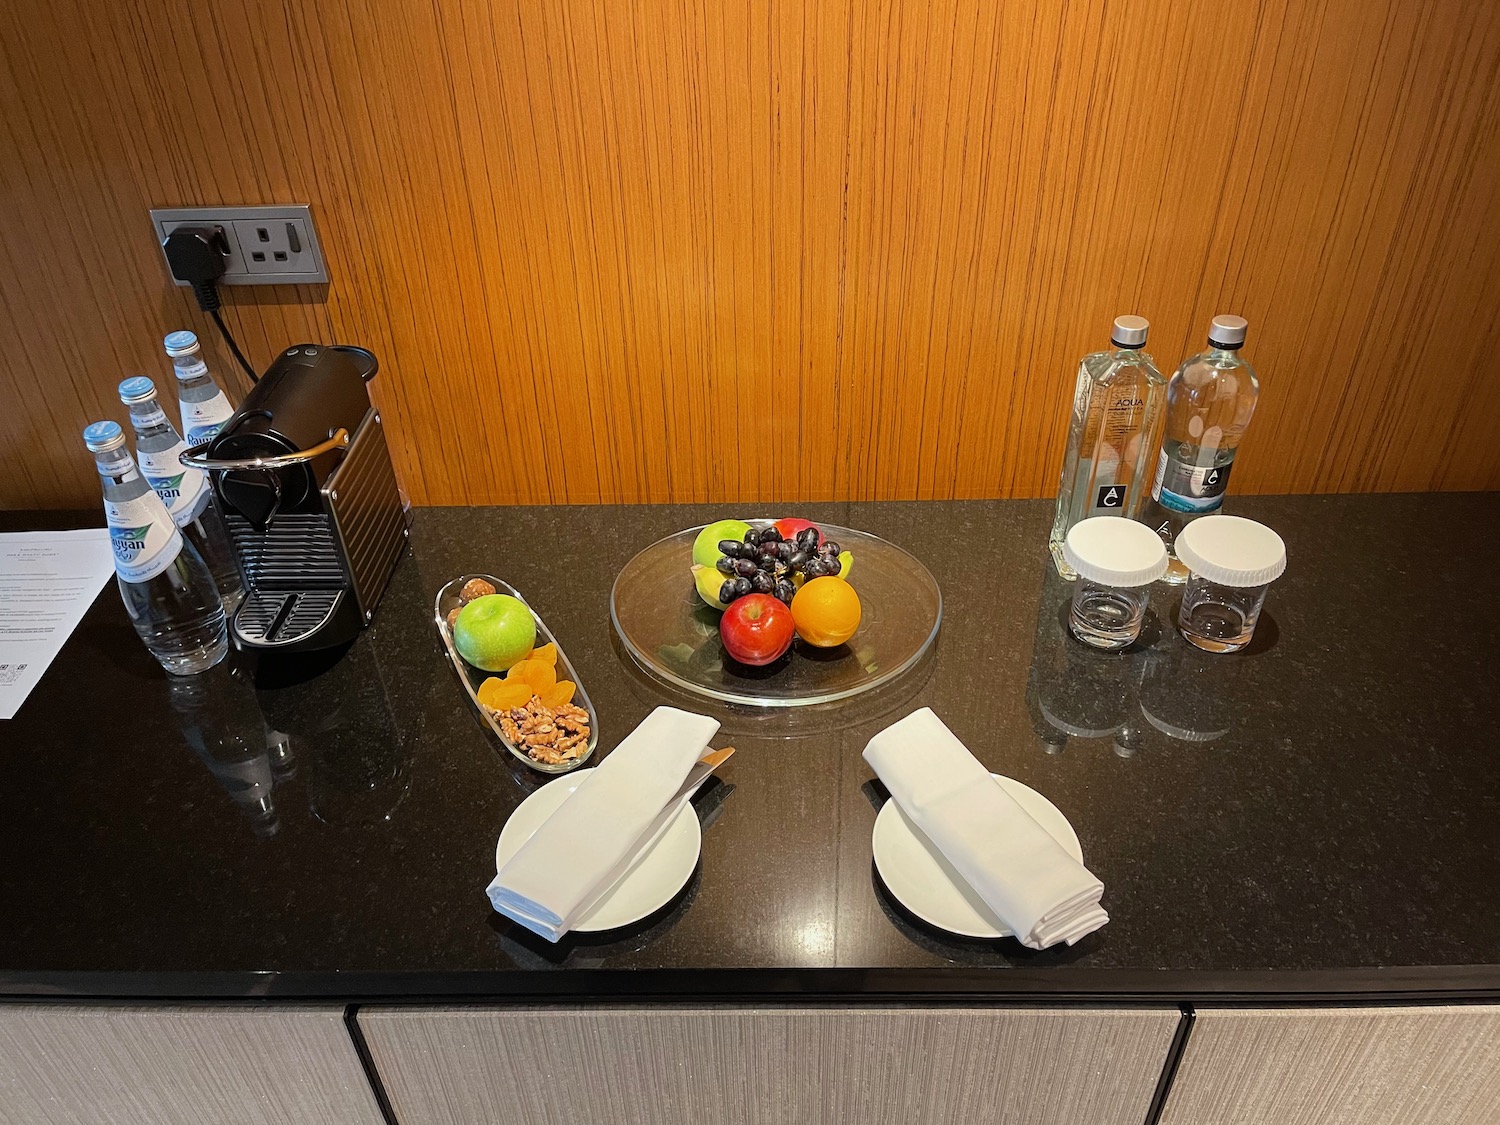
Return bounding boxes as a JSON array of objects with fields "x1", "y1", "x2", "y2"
[
  {"x1": 1151, "y1": 450, "x2": 1234, "y2": 514},
  {"x1": 181, "y1": 389, "x2": 234, "y2": 445},
  {"x1": 175, "y1": 359, "x2": 209, "y2": 380},
  {"x1": 138, "y1": 443, "x2": 210, "y2": 527},
  {"x1": 104, "y1": 493, "x2": 184, "y2": 582}
]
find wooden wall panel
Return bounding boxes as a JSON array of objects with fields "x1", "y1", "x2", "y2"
[
  {"x1": 2, "y1": 0, "x2": 1499, "y2": 509},
  {"x1": 359, "y1": 1004, "x2": 1181, "y2": 1125},
  {"x1": 0, "y1": 1004, "x2": 387, "y2": 1125},
  {"x1": 1160, "y1": 1005, "x2": 1500, "y2": 1125}
]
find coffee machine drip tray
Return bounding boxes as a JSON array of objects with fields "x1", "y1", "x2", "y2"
[{"x1": 234, "y1": 590, "x2": 344, "y2": 648}]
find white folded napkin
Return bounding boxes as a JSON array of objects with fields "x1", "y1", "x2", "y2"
[
  {"x1": 864, "y1": 707, "x2": 1108, "y2": 949},
  {"x1": 487, "y1": 706, "x2": 719, "y2": 941}
]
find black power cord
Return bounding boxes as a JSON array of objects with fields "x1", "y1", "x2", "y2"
[{"x1": 161, "y1": 225, "x2": 260, "y2": 383}]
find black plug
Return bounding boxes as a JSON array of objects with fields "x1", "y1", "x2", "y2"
[
  {"x1": 160, "y1": 224, "x2": 260, "y2": 383},
  {"x1": 162, "y1": 225, "x2": 230, "y2": 312}
]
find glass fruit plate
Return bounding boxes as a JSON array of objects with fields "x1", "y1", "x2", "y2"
[
  {"x1": 610, "y1": 522, "x2": 942, "y2": 708},
  {"x1": 435, "y1": 574, "x2": 600, "y2": 773}
]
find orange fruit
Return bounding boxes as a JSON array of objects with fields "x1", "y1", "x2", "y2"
[
  {"x1": 790, "y1": 576, "x2": 861, "y2": 647},
  {"x1": 478, "y1": 678, "x2": 533, "y2": 710},
  {"x1": 530, "y1": 642, "x2": 558, "y2": 666}
]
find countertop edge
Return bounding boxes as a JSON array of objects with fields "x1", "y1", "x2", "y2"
[{"x1": 2, "y1": 965, "x2": 1498, "y2": 1005}]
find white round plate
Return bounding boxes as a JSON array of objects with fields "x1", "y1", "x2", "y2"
[
  {"x1": 871, "y1": 774, "x2": 1082, "y2": 939},
  {"x1": 495, "y1": 769, "x2": 702, "y2": 933}
]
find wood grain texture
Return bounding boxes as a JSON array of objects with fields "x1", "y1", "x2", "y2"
[
  {"x1": 3, "y1": 0, "x2": 1500, "y2": 509},
  {"x1": 358, "y1": 1004, "x2": 1180, "y2": 1125},
  {"x1": 0, "y1": 1004, "x2": 386, "y2": 1125},
  {"x1": 1160, "y1": 1005, "x2": 1500, "y2": 1125}
]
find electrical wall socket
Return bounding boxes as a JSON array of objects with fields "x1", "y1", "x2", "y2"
[{"x1": 150, "y1": 205, "x2": 329, "y2": 285}]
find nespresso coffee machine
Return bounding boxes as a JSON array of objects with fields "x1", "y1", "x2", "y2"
[{"x1": 181, "y1": 344, "x2": 406, "y2": 652}]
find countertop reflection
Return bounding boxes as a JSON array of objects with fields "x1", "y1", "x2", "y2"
[{"x1": 1, "y1": 495, "x2": 1497, "y2": 1000}]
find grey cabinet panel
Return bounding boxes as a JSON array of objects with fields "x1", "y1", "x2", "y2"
[
  {"x1": 0, "y1": 1005, "x2": 386, "y2": 1125},
  {"x1": 359, "y1": 1004, "x2": 1179, "y2": 1125},
  {"x1": 1160, "y1": 1005, "x2": 1500, "y2": 1125}
]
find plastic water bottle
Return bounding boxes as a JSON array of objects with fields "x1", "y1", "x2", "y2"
[
  {"x1": 119, "y1": 376, "x2": 244, "y2": 613},
  {"x1": 83, "y1": 421, "x2": 227, "y2": 675},
  {"x1": 165, "y1": 330, "x2": 236, "y2": 445}
]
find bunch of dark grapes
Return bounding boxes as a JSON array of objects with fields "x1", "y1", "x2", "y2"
[{"x1": 714, "y1": 525, "x2": 843, "y2": 606}]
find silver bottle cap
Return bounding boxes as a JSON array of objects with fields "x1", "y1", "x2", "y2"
[
  {"x1": 1110, "y1": 315, "x2": 1149, "y2": 348},
  {"x1": 1208, "y1": 315, "x2": 1248, "y2": 348}
]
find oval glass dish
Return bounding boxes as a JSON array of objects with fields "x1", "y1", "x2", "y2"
[{"x1": 434, "y1": 574, "x2": 600, "y2": 773}]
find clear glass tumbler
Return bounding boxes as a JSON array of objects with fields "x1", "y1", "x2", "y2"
[
  {"x1": 1070, "y1": 578, "x2": 1151, "y2": 651},
  {"x1": 1173, "y1": 515, "x2": 1286, "y2": 654},
  {"x1": 1177, "y1": 576, "x2": 1270, "y2": 653},
  {"x1": 1062, "y1": 517, "x2": 1168, "y2": 651}
]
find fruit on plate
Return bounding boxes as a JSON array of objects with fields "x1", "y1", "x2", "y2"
[
  {"x1": 791, "y1": 576, "x2": 862, "y2": 647},
  {"x1": 703, "y1": 519, "x2": 853, "y2": 609},
  {"x1": 454, "y1": 594, "x2": 537, "y2": 671},
  {"x1": 692, "y1": 563, "x2": 730, "y2": 610},
  {"x1": 773, "y1": 517, "x2": 822, "y2": 545},
  {"x1": 693, "y1": 518, "x2": 754, "y2": 569},
  {"x1": 720, "y1": 593, "x2": 795, "y2": 665}
]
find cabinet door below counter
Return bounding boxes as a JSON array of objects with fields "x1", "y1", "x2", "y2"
[
  {"x1": 0, "y1": 1005, "x2": 386, "y2": 1125},
  {"x1": 357, "y1": 1004, "x2": 1180, "y2": 1125},
  {"x1": 1160, "y1": 1005, "x2": 1500, "y2": 1125}
]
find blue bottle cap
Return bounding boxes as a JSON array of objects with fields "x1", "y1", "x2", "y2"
[
  {"x1": 118, "y1": 376, "x2": 157, "y2": 404},
  {"x1": 82, "y1": 420, "x2": 126, "y2": 452},
  {"x1": 163, "y1": 330, "x2": 200, "y2": 357}
]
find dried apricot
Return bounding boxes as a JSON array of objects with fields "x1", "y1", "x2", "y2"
[
  {"x1": 479, "y1": 678, "x2": 532, "y2": 710},
  {"x1": 507, "y1": 659, "x2": 558, "y2": 691},
  {"x1": 540, "y1": 680, "x2": 576, "y2": 708},
  {"x1": 530, "y1": 642, "x2": 558, "y2": 666}
]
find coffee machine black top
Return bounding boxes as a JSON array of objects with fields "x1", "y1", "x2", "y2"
[{"x1": 182, "y1": 344, "x2": 407, "y2": 653}]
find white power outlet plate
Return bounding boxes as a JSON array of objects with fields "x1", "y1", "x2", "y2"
[{"x1": 150, "y1": 205, "x2": 329, "y2": 285}]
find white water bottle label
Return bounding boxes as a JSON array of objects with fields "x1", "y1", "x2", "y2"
[
  {"x1": 138, "y1": 444, "x2": 209, "y2": 526},
  {"x1": 180, "y1": 390, "x2": 234, "y2": 445},
  {"x1": 105, "y1": 493, "x2": 184, "y2": 583}
]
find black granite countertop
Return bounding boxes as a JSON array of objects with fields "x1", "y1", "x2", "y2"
[{"x1": 2, "y1": 496, "x2": 1498, "y2": 1003}]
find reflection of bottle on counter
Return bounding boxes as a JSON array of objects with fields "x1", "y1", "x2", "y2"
[
  {"x1": 1137, "y1": 642, "x2": 1239, "y2": 745},
  {"x1": 1024, "y1": 568, "x2": 1137, "y2": 755},
  {"x1": 167, "y1": 660, "x2": 287, "y2": 837}
]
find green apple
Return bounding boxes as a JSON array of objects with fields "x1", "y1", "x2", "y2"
[
  {"x1": 692, "y1": 518, "x2": 752, "y2": 568},
  {"x1": 453, "y1": 594, "x2": 536, "y2": 671},
  {"x1": 691, "y1": 563, "x2": 728, "y2": 610}
]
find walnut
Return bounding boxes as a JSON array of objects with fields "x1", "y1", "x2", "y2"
[
  {"x1": 459, "y1": 578, "x2": 497, "y2": 604},
  {"x1": 491, "y1": 693, "x2": 591, "y2": 764}
]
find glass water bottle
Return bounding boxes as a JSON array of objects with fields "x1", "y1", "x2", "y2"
[
  {"x1": 1142, "y1": 315, "x2": 1260, "y2": 583},
  {"x1": 1048, "y1": 315, "x2": 1166, "y2": 579},
  {"x1": 119, "y1": 376, "x2": 244, "y2": 613},
  {"x1": 84, "y1": 421, "x2": 227, "y2": 675},
  {"x1": 165, "y1": 330, "x2": 236, "y2": 445}
]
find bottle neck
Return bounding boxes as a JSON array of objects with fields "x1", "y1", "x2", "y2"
[
  {"x1": 126, "y1": 399, "x2": 175, "y2": 437},
  {"x1": 94, "y1": 447, "x2": 140, "y2": 485}
]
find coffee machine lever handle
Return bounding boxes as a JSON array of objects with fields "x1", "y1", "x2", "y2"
[{"x1": 179, "y1": 427, "x2": 351, "y2": 471}]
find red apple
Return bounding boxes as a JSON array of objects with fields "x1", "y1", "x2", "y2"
[
  {"x1": 720, "y1": 594, "x2": 795, "y2": 666},
  {"x1": 773, "y1": 517, "x2": 823, "y2": 545}
]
